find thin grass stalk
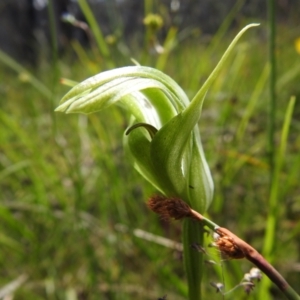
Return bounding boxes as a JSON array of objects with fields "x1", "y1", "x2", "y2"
[
  {"x1": 236, "y1": 63, "x2": 269, "y2": 141},
  {"x1": 189, "y1": 0, "x2": 245, "y2": 91},
  {"x1": 260, "y1": 96, "x2": 296, "y2": 298},
  {"x1": 264, "y1": 96, "x2": 295, "y2": 255},
  {"x1": 155, "y1": 27, "x2": 178, "y2": 71},
  {"x1": 259, "y1": 0, "x2": 277, "y2": 298},
  {"x1": 77, "y1": 0, "x2": 114, "y2": 69},
  {"x1": 0, "y1": 49, "x2": 52, "y2": 99},
  {"x1": 267, "y1": 0, "x2": 277, "y2": 175},
  {"x1": 206, "y1": 0, "x2": 245, "y2": 54},
  {"x1": 47, "y1": 0, "x2": 60, "y2": 132}
]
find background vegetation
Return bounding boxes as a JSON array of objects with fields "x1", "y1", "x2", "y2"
[{"x1": 0, "y1": 1, "x2": 300, "y2": 299}]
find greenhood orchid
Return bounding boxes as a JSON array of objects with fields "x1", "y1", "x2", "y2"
[{"x1": 56, "y1": 24, "x2": 259, "y2": 300}]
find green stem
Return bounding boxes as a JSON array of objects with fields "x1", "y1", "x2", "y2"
[
  {"x1": 268, "y1": 0, "x2": 277, "y2": 174},
  {"x1": 183, "y1": 219, "x2": 204, "y2": 300}
]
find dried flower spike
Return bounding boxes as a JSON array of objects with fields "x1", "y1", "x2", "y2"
[{"x1": 213, "y1": 229, "x2": 245, "y2": 259}]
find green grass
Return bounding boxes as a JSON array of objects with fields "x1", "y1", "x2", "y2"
[{"x1": 0, "y1": 19, "x2": 300, "y2": 299}]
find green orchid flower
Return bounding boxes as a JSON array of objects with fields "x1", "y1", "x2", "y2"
[{"x1": 56, "y1": 24, "x2": 259, "y2": 300}]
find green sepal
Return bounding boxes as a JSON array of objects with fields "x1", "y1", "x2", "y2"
[{"x1": 55, "y1": 66, "x2": 189, "y2": 116}]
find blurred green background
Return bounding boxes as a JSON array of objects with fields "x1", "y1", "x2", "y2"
[{"x1": 0, "y1": 0, "x2": 300, "y2": 299}]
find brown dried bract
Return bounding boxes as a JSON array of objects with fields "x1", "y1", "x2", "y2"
[{"x1": 147, "y1": 195, "x2": 192, "y2": 220}]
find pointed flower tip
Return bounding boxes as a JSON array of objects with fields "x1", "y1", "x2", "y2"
[
  {"x1": 54, "y1": 105, "x2": 72, "y2": 114},
  {"x1": 54, "y1": 106, "x2": 63, "y2": 112},
  {"x1": 54, "y1": 104, "x2": 70, "y2": 113}
]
